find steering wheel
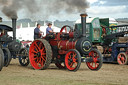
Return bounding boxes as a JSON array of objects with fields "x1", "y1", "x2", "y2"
[{"x1": 60, "y1": 25, "x2": 73, "y2": 33}]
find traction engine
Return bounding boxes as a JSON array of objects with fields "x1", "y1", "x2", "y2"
[
  {"x1": 29, "y1": 14, "x2": 103, "y2": 71},
  {"x1": 0, "y1": 18, "x2": 29, "y2": 71}
]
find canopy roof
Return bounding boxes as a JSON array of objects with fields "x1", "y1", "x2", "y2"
[
  {"x1": 75, "y1": 17, "x2": 97, "y2": 24},
  {"x1": 0, "y1": 25, "x2": 13, "y2": 31}
]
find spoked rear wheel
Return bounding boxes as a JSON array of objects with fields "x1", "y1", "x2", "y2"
[
  {"x1": 65, "y1": 49, "x2": 81, "y2": 72},
  {"x1": 19, "y1": 48, "x2": 29, "y2": 66},
  {"x1": 29, "y1": 39, "x2": 52, "y2": 70},
  {"x1": 117, "y1": 52, "x2": 128, "y2": 65},
  {"x1": 86, "y1": 49, "x2": 103, "y2": 71},
  {"x1": 2, "y1": 48, "x2": 11, "y2": 67}
]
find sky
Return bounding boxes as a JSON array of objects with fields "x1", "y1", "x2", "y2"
[
  {"x1": 87, "y1": 0, "x2": 128, "y2": 18},
  {"x1": 0, "y1": 0, "x2": 128, "y2": 21}
]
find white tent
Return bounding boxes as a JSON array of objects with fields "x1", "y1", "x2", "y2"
[{"x1": 8, "y1": 21, "x2": 61, "y2": 41}]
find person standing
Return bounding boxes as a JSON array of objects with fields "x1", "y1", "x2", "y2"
[
  {"x1": 46, "y1": 23, "x2": 53, "y2": 34},
  {"x1": 34, "y1": 24, "x2": 43, "y2": 40}
]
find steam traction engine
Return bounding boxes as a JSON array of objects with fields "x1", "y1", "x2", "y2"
[
  {"x1": 29, "y1": 14, "x2": 103, "y2": 71},
  {"x1": 0, "y1": 18, "x2": 29, "y2": 71}
]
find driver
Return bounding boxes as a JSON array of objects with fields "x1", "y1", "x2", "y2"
[
  {"x1": 46, "y1": 23, "x2": 53, "y2": 34},
  {"x1": 34, "y1": 24, "x2": 43, "y2": 40}
]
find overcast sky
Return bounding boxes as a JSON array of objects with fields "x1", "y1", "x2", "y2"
[
  {"x1": 87, "y1": 0, "x2": 128, "y2": 18},
  {"x1": 0, "y1": 0, "x2": 128, "y2": 21}
]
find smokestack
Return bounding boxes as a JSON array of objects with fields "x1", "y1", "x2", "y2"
[
  {"x1": 12, "y1": 18, "x2": 17, "y2": 41},
  {"x1": 80, "y1": 13, "x2": 88, "y2": 37}
]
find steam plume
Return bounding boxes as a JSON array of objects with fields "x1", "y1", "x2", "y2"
[
  {"x1": 0, "y1": 0, "x2": 39, "y2": 19},
  {"x1": 0, "y1": 0, "x2": 89, "y2": 19}
]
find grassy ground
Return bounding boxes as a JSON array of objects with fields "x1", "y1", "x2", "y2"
[{"x1": 0, "y1": 59, "x2": 128, "y2": 85}]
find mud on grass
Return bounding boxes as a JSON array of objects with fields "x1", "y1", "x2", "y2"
[{"x1": 0, "y1": 59, "x2": 128, "y2": 85}]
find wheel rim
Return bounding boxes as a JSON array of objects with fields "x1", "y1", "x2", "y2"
[
  {"x1": 29, "y1": 40, "x2": 46, "y2": 69},
  {"x1": 86, "y1": 51, "x2": 100, "y2": 70},
  {"x1": 65, "y1": 51, "x2": 78, "y2": 70},
  {"x1": 19, "y1": 49, "x2": 29, "y2": 66},
  {"x1": 117, "y1": 53, "x2": 127, "y2": 64}
]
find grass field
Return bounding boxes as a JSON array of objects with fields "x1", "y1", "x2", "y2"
[{"x1": 0, "y1": 59, "x2": 128, "y2": 85}]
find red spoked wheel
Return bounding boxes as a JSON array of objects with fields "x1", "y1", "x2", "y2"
[
  {"x1": 60, "y1": 25, "x2": 72, "y2": 33},
  {"x1": 65, "y1": 49, "x2": 81, "y2": 72},
  {"x1": 29, "y1": 39, "x2": 52, "y2": 70},
  {"x1": 55, "y1": 55, "x2": 66, "y2": 69},
  {"x1": 117, "y1": 52, "x2": 128, "y2": 65},
  {"x1": 86, "y1": 49, "x2": 103, "y2": 71}
]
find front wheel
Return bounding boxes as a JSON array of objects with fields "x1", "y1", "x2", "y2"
[
  {"x1": 19, "y1": 48, "x2": 29, "y2": 66},
  {"x1": 65, "y1": 49, "x2": 81, "y2": 72},
  {"x1": 117, "y1": 52, "x2": 128, "y2": 65},
  {"x1": 86, "y1": 49, "x2": 103, "y2": 71}
]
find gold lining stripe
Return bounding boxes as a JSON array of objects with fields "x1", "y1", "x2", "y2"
[
  {"x1": 58, "y1": 40, "x2": 62, "y2": 49},
  {"x1": 74, "y1": 40, "x2": 78, "y2": 49},
  {"x1": 66, "y1": 41, "x2": 69, "y2": 50}
]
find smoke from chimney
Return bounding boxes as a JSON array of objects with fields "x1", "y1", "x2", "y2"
[
  {"x1": 0, "y1": 0, "x2": 39, "y2": 19},
  {"x1": 0, "y1": 0, "x2": 89, "y2": 20},
  {"x1": 55, "y1": 0, "x2": 89, "y2": 13}
]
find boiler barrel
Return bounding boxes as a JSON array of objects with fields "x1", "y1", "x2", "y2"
[
  {"x1": 58, "y1": 40, "x2": 77, "y2": 50},
  {"x1": 57, "y1": 38, "x2": 92, "y2": 54}
]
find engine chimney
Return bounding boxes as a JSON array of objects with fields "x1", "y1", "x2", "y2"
[
  {"x1": 80, "y1": 13, "x2": 88, "y2": 37},
  {"x1": 12, "y1": 18, "x2": 17, "y2": 41}
]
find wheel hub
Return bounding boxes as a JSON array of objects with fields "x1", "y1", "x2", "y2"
[
  {"x1": 36, "y1": 52, "x2": 41, "y2": 57},
  {"x1": 22, "y1": 56, "x2": 26, "y2": 59},
  {"x1": 69, "y1": 59, "x2": 73, "y2": 62},
  {"x1": 121, "y1": 57, "x2": 124, "y2": 61},
  {"x1": 93, "y1": 57, "x2": 98, "y2": 62}
]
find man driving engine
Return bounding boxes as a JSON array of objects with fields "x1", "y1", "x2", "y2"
[{"x1": 34, "y1": 24, "x2": 43, "y2": 40}]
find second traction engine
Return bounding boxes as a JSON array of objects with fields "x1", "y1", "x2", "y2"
[{"x1": 29, "y1": 14, "x2": 103, "y2": 71}]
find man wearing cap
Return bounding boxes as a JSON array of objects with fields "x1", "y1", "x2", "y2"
[
  {"x1": 46, "y1": 23, "x2": 53, "y2": 34},
  {"x1": 34, "y1": 24, "x2": 43, "y2": 40}
]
